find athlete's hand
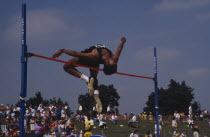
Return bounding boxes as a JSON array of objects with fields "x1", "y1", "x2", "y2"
[
  {"x1": 121, "y1": 37, "x2": 126, "y2": 43},
  {"x1": 52, "y1": 50, "x2": 63, "y2": 58}
]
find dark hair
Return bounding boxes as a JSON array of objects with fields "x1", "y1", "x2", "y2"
[{"x1": 103, "y1": 64, "x2": 117, "y2": 75}]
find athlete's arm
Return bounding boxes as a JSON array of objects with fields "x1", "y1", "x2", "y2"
[
  {"x1": 52, "y1": 49, "x2": 98, "y2": 60},
  {"x1": 113, "y1": 37, "x2": 126, "y2": 62}
]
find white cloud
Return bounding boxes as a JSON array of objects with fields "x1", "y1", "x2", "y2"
[
  {"x1": 187, "y1": 68, "x2": 210, "y2": 77},
  {"x1": 154, "y1": 0, "x2": 210, "y2": 12},
  {"x1": 136, "y1": 47, "x2": 181, "y2": 62},
  {"x1": 3, "y1": 8, "x2": 84, "y2": 44}
]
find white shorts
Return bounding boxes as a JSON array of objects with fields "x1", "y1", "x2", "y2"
[{"x1": 30, "y1": 124, "x2": 35, "y2": 131}]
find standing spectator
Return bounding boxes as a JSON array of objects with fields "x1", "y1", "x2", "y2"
[
  {"x1": 61, "y1": 107, "x2": 66, "y2": 120},
  {"x1": 56, "y1": 106, "x2": 62, "y2": 120},
  {"x1": 0, "y1": 104, "x2": 5, "y2": 120},
  {"x1": 107, "y1": 104, "x2": 111, "y2": 115},
  {"x1": 92, "y1": 104, "x2": 97, "y2": 118},
  {"x1": 148, "y1": 112, "x2": 153, "y2": 121},
  {"x1": 114, "y1": 107, "x2": 119, "y2": 116},
  {"x1": 154, "y1": 123, "x2": 161, "y2": 136},
  {"x1": 139, "y1": 113, "x2": 143, "y2": 120},
  {"x1": 158, "y1": 114, "x2": 162, "y2": 121},
  {"x1": 143, "y1": 112, "x2": 147, "y2": 120},
  {"x1": 129, "y1": 112, "x2": 134, "y2": 118},
  {"x1": 78, "y1": 104, "x2": 83, "y2": 116},
  {"x1": 84, "y1": 114, "x2": 94, "y2": 137},
  {"x1": 189, "y1": 105, "x2": 192, "y2": 118}
]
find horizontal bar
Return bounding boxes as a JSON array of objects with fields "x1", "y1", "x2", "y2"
[{"x1": 28, "y1": 53, "x2": 154, "y2": 80}]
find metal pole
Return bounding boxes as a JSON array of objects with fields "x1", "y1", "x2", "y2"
[
  {"x1": 20, "y1": 3, "x2": 27, "y2": 137},
  {"x1": 154, "y1": 47, "x2": 159, "y2": 137}
]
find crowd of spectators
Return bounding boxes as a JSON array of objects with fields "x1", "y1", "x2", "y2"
[
  {"x1": 0, "y1": 103, "x2": 76, "y2": 136},
  {"x1": 0, "y1": 103, "x2": 210, "y2": 137}
]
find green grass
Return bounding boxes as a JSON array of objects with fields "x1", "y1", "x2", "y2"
[{"x1": 74, "y1": 119, "x2": 210, "y2": 137}]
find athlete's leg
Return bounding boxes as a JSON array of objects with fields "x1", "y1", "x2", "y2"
[
  {"x1": 89, "y1": 65, "x2": 99, "y2": 89},
  {"x1": 63, "y1": 57, "x2": 89, "y2": 83},
  {"x1": 87, "y1": 66, "x2": 99, "y2": 96},
  {"x1": 89, "y1": 66, "x2": 102, "y2": 113}
]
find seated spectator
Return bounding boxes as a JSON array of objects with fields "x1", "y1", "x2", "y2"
[
  {"x1": 132, "y1": 114, "x2": 137, "y2": 122},
  {"x1": 123, "y1": 113, "x2": 128, "y2": 120},
  {"x1": 188, "y1": 117, "x2": 194, "y2": 128},
  {"x1": 10, "y1": 126, "x2": 19, "y2": 137},
  {"x1": 35, "y1": 121, "x2": 44, "y2": 137},
  {"x1": 66, "y1": 118, "x2": 76, "y2": 135},
  {"x1": 128, "y1": 117, "x2": 139, "y2": 128},
  {"x1": 29, "y1": 117, "x2": 36, "y2": 133},
  {"x1": 172, "y1": 129, "x2": 179, "y2": 137},
  {"x1": 129, "y1": 129, "x2": 139, "y2": 137},
  {"x1": 99, "y1": 120, "x2": 107, "y2": 129},
  {"x1": 111, "y1": 114, "x2": 118, "y2": 124},
  {"x1": 98, "y1": 114, "x2": 103, "y2": 121},
  {"x1": 58, "y1": 120, "x2": 65, "y2": 134},
  {"x1": 172, "y1": 117, "x2": 177, "y2": 128},
  {"x1": 180, "y1": 130, "x2": 187, "y2": 137},
  {"x1": 180, "y1": 112, "x2": 185, "y2": 121},
  {"x1": 144, "y1": 130, "x2": 152, "y2": 137},
  {"x1": 192, "y1": 127, "x2": 199, "y2": 137},
  {"x1": 209, "y1": 121, "x2": 210, "y2": 128},
  {"x1": 175, "y1": 112, "x2": 180, "y2": 121},
  {"x1": 0, "y1": 129, "x2": 4, "y2": 137},
  {"x1": 199, "y1": 112, "x2": 204, "y2": 121}
]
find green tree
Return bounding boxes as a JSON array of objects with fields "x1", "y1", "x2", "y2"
[
  {"x1": 143, "y1": 79, "x2": 201, "y2": 115},
  {"x1": 78, "y1": 84, "x2": 120, "y2": 114},
  {"x1": 16, "y1": 91, "x2": 72, "y2": 115}
]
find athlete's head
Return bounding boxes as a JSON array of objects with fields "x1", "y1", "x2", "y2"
[{"x1": 103, "y1": 64, "x2": 117, "y2": 75}]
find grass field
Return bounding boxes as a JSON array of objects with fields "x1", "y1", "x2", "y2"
[{"x1": 74, "y1": 119, "x2": 210, "y2": 137}]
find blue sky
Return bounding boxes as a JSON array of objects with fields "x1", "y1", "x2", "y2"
[{"x1": 0, "y1": 0, "x2": 210, "y2": 114}]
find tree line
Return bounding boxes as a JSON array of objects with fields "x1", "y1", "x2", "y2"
[{"x1": 18, "y1": 79, "x2": 201, "y2": 115}]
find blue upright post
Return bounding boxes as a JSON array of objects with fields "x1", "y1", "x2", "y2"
[
  {"x1": 20, "y1": 3, "x2": 27, "y2": 137},
  {"x1": 154, "y1": 47, "x2": 159, "y2": 137}
]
